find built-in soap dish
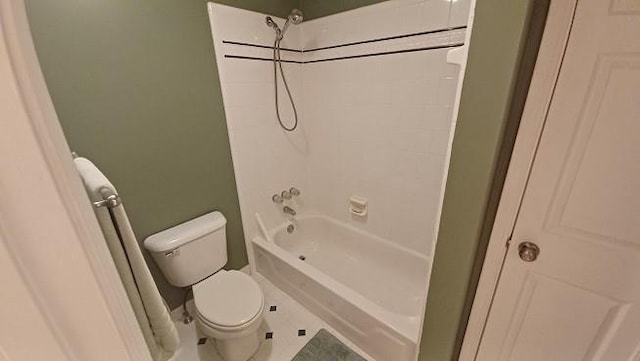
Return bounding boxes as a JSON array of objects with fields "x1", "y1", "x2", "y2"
[{"x1": 349, "y1": 195, "x2": 368, "y2": 217}]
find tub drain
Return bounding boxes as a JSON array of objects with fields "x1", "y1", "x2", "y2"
[{"x1": 298, "y1": 255, "x2": 306, "y2": 261}]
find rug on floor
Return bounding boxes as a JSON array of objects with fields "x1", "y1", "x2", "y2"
[{"x1": 291, "y1": 329, "x2": 366, "y2": 361}]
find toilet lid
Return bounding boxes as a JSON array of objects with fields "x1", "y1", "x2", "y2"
[{"x1": 193, "y1": 270, "x2": 264, "y2": 327}]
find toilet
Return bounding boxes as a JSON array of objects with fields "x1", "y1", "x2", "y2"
[{"x1": 144, "y1": 212, "x2": 264, "y2": 361}]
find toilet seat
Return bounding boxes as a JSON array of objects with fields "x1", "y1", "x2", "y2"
[
  {"x1": 195, "y1": 299, "x2": 263, "y2": 330},
  {"x1": 193, "y1": 270, "x2": 264, "y2": 328}
]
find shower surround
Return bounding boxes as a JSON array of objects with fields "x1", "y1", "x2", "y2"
[{"x1": 207, "y1": 1, "x2": 470, "y2": 360}]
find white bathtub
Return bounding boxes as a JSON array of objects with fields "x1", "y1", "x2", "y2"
[{"x1": 252, "y1": 214, "x2": 429, "y2": 361}]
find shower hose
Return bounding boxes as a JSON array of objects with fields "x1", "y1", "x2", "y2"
[{"x1": 272, "y1": 38, "x2": 299, "y2": 132}]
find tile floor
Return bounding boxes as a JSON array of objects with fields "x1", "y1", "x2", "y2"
[{"x1": 170, "y1": 271, "x2": 374, "y2": 361}]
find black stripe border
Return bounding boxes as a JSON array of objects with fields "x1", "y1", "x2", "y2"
[
  {"x1": 221, "y1": 25, "x2": 467, "y2": 54},
  {"x1": 304, "y1": 25, "x2": 467, "y2": 53},
  {"x1": 224, "y1": 55, "x2": 301, "y2": 63},
  {"x1": 222, "y1": 40, "x2": 301, "y2": 53},
  {"x1": 224, "y1": 42, "x2": 464, "y2": 64}
]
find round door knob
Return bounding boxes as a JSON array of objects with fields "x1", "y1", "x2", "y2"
[{"x1": 518, "y1": 242, "x2": 540, "y2": 262}]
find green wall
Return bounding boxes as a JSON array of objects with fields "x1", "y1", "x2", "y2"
[
  {"x1": 212, "y1": 0, "x2": 300, "y2": 18},
  {"x1": 26, "y1": 0, "x2": 546, "y2": 358},
  {"x1": 418, "y1": 0, "x2": 546, "y2": 360},
  {"x1": 300, "y1": 0, "x2": 386, "y2": 20},
  {"x1": 24, "y1": 0, "x2": 296, "y2": 309}
]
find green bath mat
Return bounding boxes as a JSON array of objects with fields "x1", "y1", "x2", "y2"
[{"x1": 292, "y1": 329, "x2": 367, "y2": 361}]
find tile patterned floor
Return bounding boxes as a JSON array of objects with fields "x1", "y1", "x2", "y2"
[{"x1": 170, "y1": 271, "x2": 373, "y2": 361}]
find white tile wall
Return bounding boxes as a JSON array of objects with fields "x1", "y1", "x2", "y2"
[
  {"x1": 301, "y1": 1, "x2": 466, "y2": 256},
  {"x1": 207, "y1": 0, "x2": 469, "y2": 259},
  {"x1": 208, "y1": 4, "x2": 308, "y2": 256},
  {"x1": 450, "y1": 0, "x2": 473, "y2": 27},
  {"x1": 300, "y1": 0, "x2": 453, "y2": 50}
]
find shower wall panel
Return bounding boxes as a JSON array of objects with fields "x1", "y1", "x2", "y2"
[
  {"x1": 208, "y1": 4, "x2": 308, "y2": 248},
  {"x1": 301, "y1": 0, "x2": 471, "y2": 257},
  {"x1": 209, "y1": 0, "x2": 471, "y2": 260}
]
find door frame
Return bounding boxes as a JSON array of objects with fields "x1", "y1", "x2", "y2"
[
  {"x1": 0, "y1": 1, "x2": 152, "y2": 360},
  {"x1": 457, "y1": 0, "x2": 579, "y2": 359}
]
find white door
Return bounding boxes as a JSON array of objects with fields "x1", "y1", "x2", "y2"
[
  {"x1": 0, "y1": 1, "x2": 152, "y2": 360},
  {"x1": 475, "y1": 0, "x2": 640, "y2": 360},
  {"x1": 0, "y1": 235, "x2": 69, "y2": 361}
]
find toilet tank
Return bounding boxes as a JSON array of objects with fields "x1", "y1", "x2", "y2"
[{"x1": 144, "y1": 211, "x2": 227, "y2": 287}]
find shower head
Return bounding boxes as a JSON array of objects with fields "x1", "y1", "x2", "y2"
[
  {"x1": 265, "y1": 16, "x2": 282, "y2": 37},
  {"x1": 287, "y1": 9, "x2": 304, "y2": 25},
  {"x1": 279, "y1": 9, "x2": 304, "y2": 41},
  {"x1": 265, "y1": 16, "x2": 279, "y2": 30},
  {"x1": 265, "y1": 9, "x2": 304, "y2": 41}
]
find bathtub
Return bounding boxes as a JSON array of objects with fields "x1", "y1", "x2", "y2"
[{"x1": 252, "y1": 214, "x2": 429, "y2": 361}]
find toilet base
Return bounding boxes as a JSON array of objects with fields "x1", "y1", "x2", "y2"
[
  {"x1": 196, "y1": 313, "x2": 263, "y2": 361},
  {"x1": 214, "y1": 332, "x2": 260, "y2": 361}
]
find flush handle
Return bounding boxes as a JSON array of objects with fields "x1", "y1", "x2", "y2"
[
  {"x1": 518, "y1": 242, "x2": 540, "y2": 262},
  {"x1": 165, "y1": 248, "x2": 180, "y2": 257}
]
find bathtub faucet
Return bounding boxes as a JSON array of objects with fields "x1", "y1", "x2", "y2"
[{"x1": 283, "y1": 206, "x2": 297, "y2": 216}]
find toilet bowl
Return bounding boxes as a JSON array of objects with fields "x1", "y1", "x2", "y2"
[
  {"x1": 143, "y1": 212, "x2": 265, "y2": 361},
  {"x1": 193, "y1": 270, "x2": 264, "y2": 361}
]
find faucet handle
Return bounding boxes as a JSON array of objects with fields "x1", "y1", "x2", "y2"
[
  {"x1": 272, "y1": 194, "x2": 283, "y2": 204},
  {"x1": 281, "y1": 190, "x2": 292, "y2": 200},
  {"x1": 290, "y1": 187, "x2": 301, "y2": 196}
]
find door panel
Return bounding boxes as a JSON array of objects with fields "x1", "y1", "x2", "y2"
[
  {"x1": 476, "y1": 0, "x2": 640, "y2": 359},
  {"x1": 501, "y1": 273, "x2": 629, "y2": 361},
  {"x1": 559, "y1": 59, "x2": 640, "y2": 243}
]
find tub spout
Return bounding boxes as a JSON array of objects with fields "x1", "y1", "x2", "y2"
[{"x1": 283, "y1": 206, "x2": 297, "y2": 216}]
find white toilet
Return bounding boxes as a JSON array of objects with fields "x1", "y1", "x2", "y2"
[{"x1": 144, "y1": 212, "x2": 264, "y2": 361}]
